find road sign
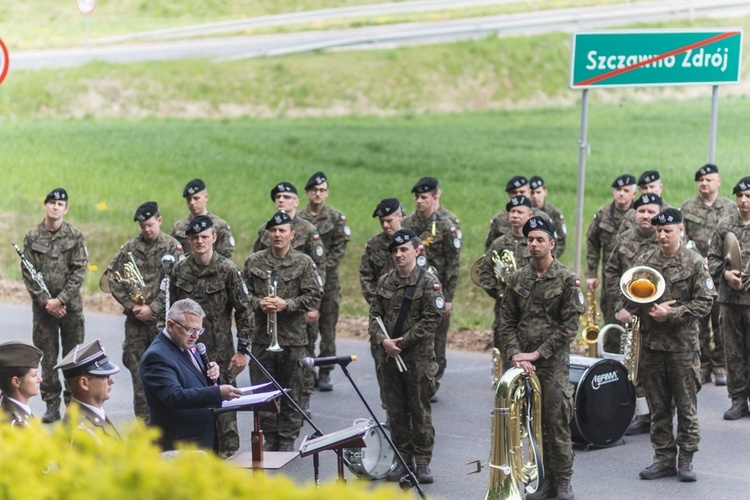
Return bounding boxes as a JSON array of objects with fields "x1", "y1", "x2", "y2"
[
  {"x1": 570, "y1": 29, "x2": 743, "y2": 89},
  {"x1": 0, "y1": 38, "x2": 8, "y2": 86},
  {"x1": 77, "y1": 0, "x2": 95, "y2": 15}
]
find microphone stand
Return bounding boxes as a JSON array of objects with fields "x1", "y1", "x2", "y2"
[
  {"x1": 239, "y1": 345, "x2": 325, "y2": 485},
  {"x1": 338, "y1": 361, "x2": 427, "y2": 500}
]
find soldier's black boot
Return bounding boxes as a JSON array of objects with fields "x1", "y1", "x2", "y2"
[
  {"x1": 714, "y1": 368, "x2": 727, "y2": 386},
  {"x1": 525, "y1": 476, "x2": 555, "y2": 500},
  {"x1": 318, "y1": 372, "x2": 333, "y2": 392},
  {"x1": 678, "y1": 458, "x2": 697, "y2": 482},
  {"x1": 626, "y1": 415, "x2": 650, "y2": 435},
  {"x1": 42, "y1": 404, "x2": 60, "y2": 424},
  {"x1": 416, "y1": 463, "x2": 433, "y2": 484},
  {"x1": 639, "y1": 463, "x2": 677, "y2": 479},
  {"x1": 555, "y1": 478, "x2": 574, "y2": 500},
  {"x1": 723, "y1": 400, "x2": 749, "y2": 420},
  {"x1": 386, "y1": 459, "x2": 412, "y2": 482}
]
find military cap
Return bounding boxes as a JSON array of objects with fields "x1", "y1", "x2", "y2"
[
  {"x1": 611, "y1": 174, "x2": 636, "y2": 188},
  {"x1": 270, "y1": 182, "x2": 298, "y2": 201},
  {"x1": 44, "y1": 188, "x2": 68, "y2": 204},
  {"x1": 633, "y1": 193, "x2": 663, "y2": 209},
  {"x1": 733, "y1": 177, "x2": 750, "y2": 195},
  {"x1": 183, "y1": 178, "x2": 206, "y2": 197},
  {"x1": 529, "y1": 176, "x2": 545, "y2": 190},
  {"x1": 412, "y1": 177, "x2": 439, "y2": 194},
  {"x1": 651, "y1": 208, "x2": 683, "y2": 226},
  {"x1": 505, "y1": 195, "x2": 533, "y2": 212},
  {"x1": 54, "y1": 339, "x2": 119, "y2": 379},
  {"x1": 505, "y1": 176, "x2": 529, "y2": 192},
  {"x1": 373, "y1": 198, "x2": 401, "y2": 218},
  {"x1": 388, "y1": 229, "x2": 419, "y2": 252},
  {"x1": 305, "y1": 171, "x2": 328, "y2": 191},
  {"x1": 133, "y1": 201, "x2": 158, "y2": 222},
  {"x1": 185, "y1": 215, "x2": 214, "y2": 235},
  {"x1": 695, "y1": 163, "x2": 719, "y2": 181},
  {"x1": 0, "y1": 342, "x2": 43, "y2": 369},
  {"x1": 266, "y1": 211, "x2": 293, "y2": 230},
  {"x1": 638, "y1": 170, "x2": 661, "y2": 186},
  {"x1": 522, "y1": 216, "x2": 558, "y2": 240}
]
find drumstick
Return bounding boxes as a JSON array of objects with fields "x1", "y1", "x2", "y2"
[{"x1": 375, "y1": 316, "x2": 407, "y2": 373}]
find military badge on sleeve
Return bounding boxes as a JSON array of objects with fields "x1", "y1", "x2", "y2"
[
  {"x1": 706, "y1": 277, "x2": 714, "y2": 290},
  {"x1": 435, "y1": 296, "x2": 445, "y2": 309}
]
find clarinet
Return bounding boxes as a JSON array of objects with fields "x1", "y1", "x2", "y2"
[{"x1": 12, "y1": 242, "x2": 51, "y2": 299}]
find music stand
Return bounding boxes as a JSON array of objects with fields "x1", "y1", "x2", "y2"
[{"x1": 299, "y1": 422, "x2": 370, "y2": 482}]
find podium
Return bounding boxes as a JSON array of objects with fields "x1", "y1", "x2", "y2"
[{"x1": 298, "y1": 422, "x2": 370, "y2": 481}]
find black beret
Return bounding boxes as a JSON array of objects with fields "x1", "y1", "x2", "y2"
[
  {"x1": 133, "y1": 201, "x2": 158, "y2": 222},
  {"x1": 505, "y1": 195, "x2": 533, "y2": 212},
  {"x1": 54, "y1": 339, "x2": 119, "y2": 379},
  {"x1": 373, "y1": 198, "x2": 401, "y2": 218},
  {"x1": 522, "y1": 216, "x2": 558, "y2": 240},
  {"x1": 412, "y1": 177, "x2": 439, "y2": 194},
  {"x1": 505, "y1": 176, "x2": 529, "y2": 192},
  {"x1": 305, "y1": 172, "x2": 328, "y2": 191},
  {"x1": 651, "y1": 208, "x2": 683, "y2": 226},
  {"x1": 185, "y1": 215, "x2": 214, "y2": 235},
  {"x1": 266, "y1": 211, "x2": 293, "y2": 230},
  {"x1": 733, "y1": 177, "x2": 750, "y2": 195},
  {"x1": 695, "y1": 163, "x2": 719, "y2": 181},
  {"x1": 0, "y1": 342, "x2": 43, "y2": 369},
  {"x1": 529, "y1": 176, "x2": 545, "y2": 190},
  {"x1": 638, "y1": 170, "x2": 661, "y2": 186},
  {"x1": 388, "y1": 229, "x2": 419, "y2": 252},
  {"x1": 611, "y1": 174, "x2": 636, "y2": 188},
  {"x1": 270, "y1": 182, "x2": 298, "y2": 200},
  {"x1": 633, "y1": 193, "x2": 663, "y2": 209},
  {"x1": 183, "y1": 178, "x2": 206, "y2": 197},
  {"x1": 44, "y1": 188, "x2": 68, "y2": 204}
]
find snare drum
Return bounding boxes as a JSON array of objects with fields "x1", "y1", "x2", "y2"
[
  {"x1": 569, "y1": 355, "x2": 635, "y2": 448},
  {"x1": 343, "y1": 418, "x2": 395, "y2": 480}
]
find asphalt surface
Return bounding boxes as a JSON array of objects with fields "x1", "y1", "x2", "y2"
[{"x1": 2, "y1": 301, "x2": 748, "y2": 499}]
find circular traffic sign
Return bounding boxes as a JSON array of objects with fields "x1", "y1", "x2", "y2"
[
  {"x1": 77, "y1": 0, "x2": 96, "y2": 15},
  {"x1": 0, "y1": 38, "x2": 8, "y2": 86}
]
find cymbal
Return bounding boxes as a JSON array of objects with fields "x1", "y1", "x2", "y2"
[{"x1": 724, "y1": 232, "x2": 742, "y2": 272}]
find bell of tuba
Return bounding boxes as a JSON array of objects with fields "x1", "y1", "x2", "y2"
[
  {"x1": 619, "y1": 266, "x2": 666, "y2": 383},
  {"x1": 485, "y1": 367, "x2": 544, "y2": 500}
]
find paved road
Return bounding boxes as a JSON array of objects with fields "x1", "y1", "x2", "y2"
[{"x1": 2, "y1": 302, "x2": 748, "y2": 499}]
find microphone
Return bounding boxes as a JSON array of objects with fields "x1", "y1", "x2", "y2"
[
  {"x1": 301, "y1": 355, "x2": 357, "y2": 370},
  {"x1": 195, "y1": 343, "x2": 219, "y2": 386}
]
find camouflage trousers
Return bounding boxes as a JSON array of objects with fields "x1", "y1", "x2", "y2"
[
  {"x1": 492, "y1": 301, "x2": 509, "y2": 374},
  {"x1": 302, "y1": 323, "x2": 316, "y2": 398},
  {"x1": 598, "y1": 277, "x2": 617, "y2": 326},
  {"x1": 381, "y1": 358, "x2": 436, "y2": 464},
  {"x1": 32, "y1": 303, "x2": 85, "y2": 409},
  {"x1": 720, "y1": 304, "x2": 750, "y2": 402},
  {"x1": 536, "y1": 364, "x2": 574, "y2": 481},
  {"x1": 201, "y1": 329, "x2": 240, "y2": 455},
  {"x1": 699, "y1": 300, "x2": 724, "y2": 371},
  {"x1": 122, "y1": 314, "x2": 159, "y2": 421},
  {"x1": 249, "y1": 345, "x2": 305, "y2": 447},
  {"x1": 370, "y1": 341, "x2": 386, "y2": 407},
  {"x1": 641, "y1": 347, "x2": 701, "y2": 465},
  {"x1": 305, "y1": 283, "x2": 341, "y2": 377},
  {"x1": 434, "y1": 315, "x2": 449, "y2": 389}
]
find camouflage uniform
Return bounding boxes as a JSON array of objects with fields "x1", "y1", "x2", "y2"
[
  {"x1": 682, "y1": 194, "x2": 736, "y2": 376},
  {"x1": 243, "y1": 249, "x2": 323, "y2": 448},
  {"x1": 485, "y1": 207, "x2": 551, "y2": 252},
  {"x1": 604, "y1": 227, "x2": 660, "y2": 314},
  {"x1": 499, "y1": 260, "x2": 584, "y2": 482},
  {"x1": 617, "y1": 200, "x2": 673, "y2": 237},
  {"x1": 22, "y1": 220, "x2": 87, "y2": 411},
  {"x1": 539, "y1": 202, "x2": 567, "y2": 257},
  {"x1": 107, "y1": 231, "x2": 183, "y2": 420},
  {"x1": 299, "y1": 205, "x2": 351, "y2": 375},
  {"x1": 586, "y1": 202, "x2": 632, "y2": 325},
  {"x1": 708, "y1": 213, "x2": 750, "y2": 405},
  {"x1": 402, "y1": 211, "x2": 460, "y2": 388},
  {"x1": 0, "y1": 396, "x2": 33, "y2": 427},
  {"x1": 164, "y1": 252, "x2": 252, "y2": 455},
  {"x1": 368, "y1": 265, "x2": 445, "y2": 466},
  {"x1": 437, "y1": 205, "x2": 460, "y2": 227},
  {"x1": 171, "y1": 211, "x2": 235, "y2": 259},
  {"x1": 627, "y1": 246, "x2": 713, "y2": 467}
]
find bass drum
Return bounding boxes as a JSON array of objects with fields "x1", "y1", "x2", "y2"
[
  {"x1": 569, "y1": 355, "x2": 635, "y2": 448},
  {"x1": 343, "y1": 419, "x2": 395, "y2": 480}
]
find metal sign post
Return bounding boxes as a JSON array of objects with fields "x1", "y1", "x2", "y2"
[{"x1": 76, "y1": 0, "x2": 96, "y2": 45}]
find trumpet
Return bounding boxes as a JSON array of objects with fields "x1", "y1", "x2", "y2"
[
  {"x1": 266, "y1": 272, "x2": 283, "y2": 353},
  {"x1": 113, "y1": 252, "x2": 146, "y2": 304}
]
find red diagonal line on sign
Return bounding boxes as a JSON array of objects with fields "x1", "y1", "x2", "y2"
[{"x1": 574, "y1": 31, "x2": 741, "y2": 87}]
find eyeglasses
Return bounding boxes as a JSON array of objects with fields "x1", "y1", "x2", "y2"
[{"x1": 171, "y1": 319, "x2": 205, "y2": 337}]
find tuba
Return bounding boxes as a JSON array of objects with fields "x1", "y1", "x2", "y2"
[
  {"x1": 619, "y1": 266, "x2": 666, "y2": 384},
  {"x1": 485, "y1": 367, "x2": 544, "y2": 500},
  {"x1": 266, "y1": 272, "x2": 283, "y2": 352}
]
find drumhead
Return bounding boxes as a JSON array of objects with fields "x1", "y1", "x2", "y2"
[
  {"x1": 343, "y1": 420, "x2": 395, "y2": 480},
  {"x1": 569, "y1": 356, "x2": 635, "y2": 447}
]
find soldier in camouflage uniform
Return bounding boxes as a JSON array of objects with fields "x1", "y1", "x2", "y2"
[
  {"x1": 617, "y1": 170, "x2": 674, "y2": 237},
  {"x1": 625, "y1": 209, "x2": 713, "y2": 483},
  {"x1": 299, "y1": 172, "x2": 351, "y2": 391},
  {"x1": 21, "y1": 188, "x2": 88, "y2": 423},
  {"x1": 709, "y1": 177, "x2": 750, "y2": 421},
  {"x1": 106, "y1": 202, "x2": 183, "y2": 420},
  {"x1": 369, "y1": 229, "x2": 445, "y2": 484},
  {"x1": 402, "y1": 177, "x2": 460, "y2": 400},
  {"x1": 163, "y1": 215, "x2": 252, "y2": 457},
  {"x1": 244, "y1": 211, "x2": 324, "y2": 451},
  {"x1": 499, "y1": 216, "x2": 583, "y2": 500},
  {"x1": 586, "y1": 174, "x2": 637, "y2": 326},
  {"x1": 529, "y1": 176, "x2": 567, "y2": 257},
  {"x1": 0, "y1": 342, "x2": 43, "y2": 427},
  {"x1": 682, "y1": 164, "x2": 736, "y2": 386},
  {"x1": 485, "y1": 176, "x2": 553, "y2": 252},
  {"x1": 170, "y1": 178, "x2": 235, "y2": 259}
]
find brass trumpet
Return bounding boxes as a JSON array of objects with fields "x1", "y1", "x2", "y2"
[{"x1": 267, "y1": 272, "x2": 283, "y2": 352}]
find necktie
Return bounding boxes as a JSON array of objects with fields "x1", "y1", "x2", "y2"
[{"x1": 184, "y1": 348, "x2": 202, "y2": 374}]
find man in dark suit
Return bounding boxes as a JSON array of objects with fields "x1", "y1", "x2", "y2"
[{"x1": 140, "y1": 298, "x2": 242, "y2": 451}]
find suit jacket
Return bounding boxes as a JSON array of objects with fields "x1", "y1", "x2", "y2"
[
  {"x1": 0, "y1": 395, "x2": 33, "y2": 427},
  {"x1": 64, "y1": 400, "x2": 121, "y2": 441},
  {"x1": 140, "y1": 331, "x2": 222, "y2": 451}
]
